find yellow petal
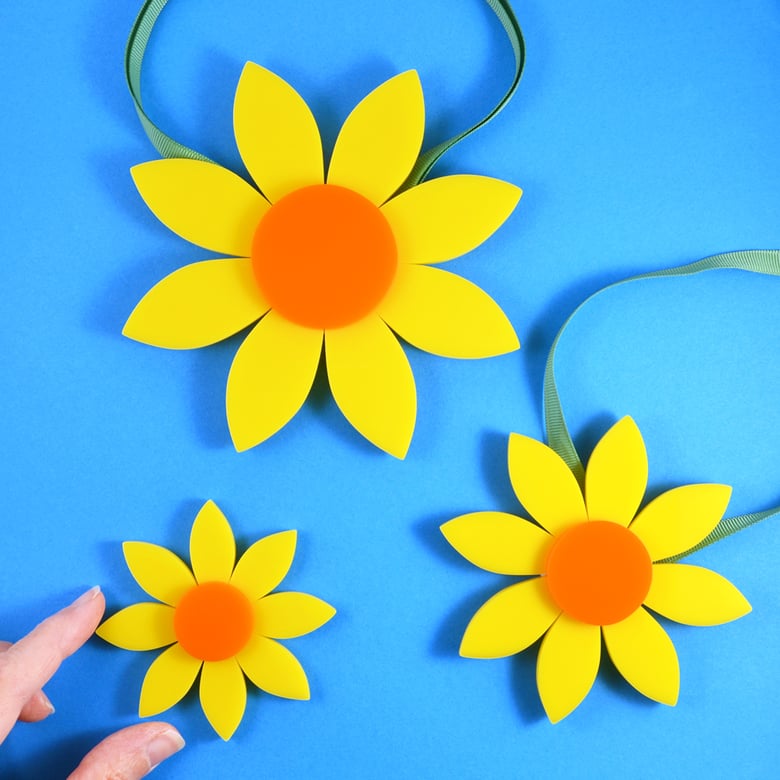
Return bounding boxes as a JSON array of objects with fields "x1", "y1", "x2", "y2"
[
  {"x1": 325, "y1": 315, "x2": 416, "y2": 458},
  {"x1": 460, "y1": 579, "x2": 560, "y2": 659},
  {"x1": 139, "y1": 643, "x2": 201, "y2": 717},
  {"x1": 327, "y1": 71, "x2": 424, "y2": 205},
  {"x1": 645, "y1": 563, "x2": 751, "y2": 626},
  {"x1": 233, "y1": 62, "x2": 324, "y2": 202},
  {"x1": 200, "y1": 659, "x2": 246, "y2": 740},
  {"x1": 131, "y1": 159, "x2": 268, "y2": 255},
  {"x1": 231, "y1": 530, "x2": 297, "y2": 601},
  {"x1": 226, "y1": 312, "x2": 322, "y2": 452},
  {"x1": 440, "y1": 512, "x2": 552, "y2": 575},
  {"x1": 190, "y1": 500, "x2": 236, "y2": 584},
  {"x1": 378, "y1": 264, "x2": 519, "y2": 358},
  {"x1": 585, "y1": 416, "x2": 648, "y2": 527},
  {"x1": 602, "y1": 607, "x2": 679, "y2": 705},
  {"x1": 122, "y1": 542, "x2": 195, "y2": 606},
  {"x1": 123, "y1": 258, "x2": 269, "y2": 349},
  {"x1": 255, "y1": 592, "x2": 336, "y2": 639},
  {"x1": 237, "y1": 634, "x2": 310, "y2": 699},
  {"x1": 507, "y1": 433, "x2": 587, "y2": 536},
  {"x1": 630, "y1": 484, "x2": 732, "y2": 561},
  {"x1": 537, "y1": 614, "x2": 601, "y2": 723},
  {"x1": 96, "y1": 603, "x2": 176, "y2": 650},
  {"x1": 381, "y1": 175, "x2": 521, "y2": 263}
]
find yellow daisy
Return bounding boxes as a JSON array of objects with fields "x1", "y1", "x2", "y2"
[
  {"x1": 97, "y1": 500, "x2": 335, "y2": 740},
  {"x1": 124, "y1": 63, "x2": 522, "y2": 458},
  {"x1": 441, "y1": 416, "x2": 751, "y2": 723}
]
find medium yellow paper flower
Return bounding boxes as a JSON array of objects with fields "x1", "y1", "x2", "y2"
[
  {"x1": 441, "y1": 417, "x2": 750, "y2": 723},
  {"x1": 97, "y1": 501, "x2": 335, "y2": 740},
  {"x1": 124, "y1": 63, "x2": 522, "y2": 458}
]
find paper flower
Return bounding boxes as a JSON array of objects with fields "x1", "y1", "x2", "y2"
[
  {"x1": 124, "y1": 64, "x2": 521, "y2": 458},
  {"x1": 441, "y1": 417, "x2": 751, "y2": 723},
  {"x1": 97, "y1": 501, "x2": 335, "y2": 740}
]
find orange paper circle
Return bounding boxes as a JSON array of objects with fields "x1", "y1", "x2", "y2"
[
  {"x1": 252, "y1": 184, "x2": 398, "y2": 329},
  {"x1": 174, "y1": 581, "x2": 254, "y2": 661},
  {"x1": 545, "y1": 521, "x2": 652, "y2": 625}
]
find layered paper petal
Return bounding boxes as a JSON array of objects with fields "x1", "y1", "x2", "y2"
[
  {"x1": 325, "y1": 315, "x2": 416, "y2": 458},
  {"x1": 460, "y1": 579, "x2": 560, "y2": 659},
  {"x1": 378, "y1": 264, "x2": 519, "y2": 358},
  {"x1": 231, "y1": 530, "x2": 298, "y2": 601},
  {"x1": 226, "y1": 312, "x2": 322, "y2": 452},
  {"x1": 233, "y1": 63, "x2": 324, "y2": 202},
  {"x1": 123, "y1": 258, "x2": 269, "y2": 349},
  {"x1": 441, "y1": 512, "x2": 552, "y2": 575},
  {"x1": 95, "y1": 603, "x2": 176, "y2": 651},
  {"x1": 190, "y1": 500, "x2": 236, "y2": 584},
  {"x1": 139, "y1": 643, "x2": 201, "y2": 717},
  {"x1": 122, "y1": 542, "x2": 195, "y2": 605},
  {"x1": 381, "y1": 175, "x2": 521, "y2": 263},
  {"x1": 328, "y1": 71, "x2": 424, "y2": 205},
  {"x1": 645, "y1": 563, "x2": 751, "y2": 626},
  {"x1": 200, "y1": 659, "x2": 247, "y2": 740},
  {"x1": 131, "y1": 159, "x2": 269, "y2": 255},
  {"x1": 255, "y1": 592, "x2": 336, "y2": 639},
  {"x1": 585, "y1": 416, "x2": 648, "y2": 527},
  {"x1": 507, "y1": 433, "x2": 587, "y2": 536},
  {"x1": 602, "y1": 607, "x2": 679, "y2": 705},
  {"x1": 237, "y1": 635, "x2": 310, "y2": 699},
  {"x1": 630, "y1": 484, "x2": 732, "y2": 561},
  {"x1": 537, "y1": 614, "x2": 601, "y2": 723}
]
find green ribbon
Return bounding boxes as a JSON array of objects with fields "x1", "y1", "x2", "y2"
[
  {"x1": 404, "y1": 0, "x2": 525, "y2": 186},
  {"x1": 126, "y1": 0, "x2": 210, "y2": 161},
  {"x1": 125, "y1": 0, "x2": 525, "y2": 184},
  {"x1": 543, "y1": 249, "x2": 780, "y2": 560}
]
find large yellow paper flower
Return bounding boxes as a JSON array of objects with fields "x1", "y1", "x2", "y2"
[
  {"x1": 441, "y1": 417, "x2": 751, "y2": 723},
  {"x1": 124, "y1": 63, "x2": 522, "y2": 458},
  {"x1": 97, "y1": 501, "x2": 335, "y2": 740}
]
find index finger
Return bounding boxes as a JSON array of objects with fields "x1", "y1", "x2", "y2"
[{"x1": 0, "y1": 586, "x2": 105, "y2": 741}]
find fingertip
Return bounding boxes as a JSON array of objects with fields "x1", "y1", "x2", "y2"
[
  {"x1": 71, "y1": 586, "x2": 106, "y2": 620},
  {"x1": 71, "y1": 585, "x2": 102, "y2": 607},
  {"x1": 67, "y1": 586, "x2": 106, "y2": 639},
  {"x1": 146, "y1": 726, "x2": 186, "y2": 770},
  {"x1": 18, "y1": 690, "x2": 55, "y2": 723}
]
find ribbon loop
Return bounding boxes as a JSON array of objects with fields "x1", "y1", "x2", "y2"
[
  {"x1": 543, "y1": 249, "x2": 780, "y2": 559},
  {"x1": 125, "y1": 0, "x2": 525, "y2": 186}
]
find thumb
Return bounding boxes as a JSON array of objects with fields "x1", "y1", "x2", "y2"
[{"x1": 67, "y1": 722, "x2": 184, "y2": 779}]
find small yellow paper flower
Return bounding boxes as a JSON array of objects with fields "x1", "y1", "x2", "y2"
[
  {"x1": 97, "y1": 501, "x2": 335, "y2": 740},
  {"x1": 124, "y1": 63, "x2": 522, "y2": 458},
  {"x1": 441, "y1": 417, "x2": 751, "y2": 723}
]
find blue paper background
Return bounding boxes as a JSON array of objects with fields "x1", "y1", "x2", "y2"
[{"x1": 1, "y1": 1, "x2": 779, "y2": 777}]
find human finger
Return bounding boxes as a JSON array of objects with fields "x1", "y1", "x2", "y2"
[
  {"x1": 17, "y1": 689, "x2": 56, "y2": 723},
  {"x1": 0, "y1": 641, "x2": 54, "y2": 723},
  {"x1": 0, "y1": 586, "x2": 105, "y2": 740},
  {"x1": 67, "y1": 722, "x2": 185, "y2": 779}
]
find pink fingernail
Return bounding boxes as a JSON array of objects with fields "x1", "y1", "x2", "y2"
[
  {"x1": 146, "y1": 729, "x2": 185, "y2": 771},
  {"x1": 72, "y1": 586, "x2": 101, "y2": 608}
]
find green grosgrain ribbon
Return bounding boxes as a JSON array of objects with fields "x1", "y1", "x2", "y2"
[
  {"x1": 543, "y1": 249, "x2": 780, "y2": 560},
  {"x1": 125, "y1": 0, "x2": 525, "y2": 185}
]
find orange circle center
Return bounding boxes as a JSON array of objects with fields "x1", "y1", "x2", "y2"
[
  {"x1": 251, "y1": 184, "x2": 398, "y2": 329},
  {"x1": 173, "y1": 582, "x2": 254, "y2": 661},
  {"x1": 545, "y1": 521, "x2": 652, "y2": 625}
]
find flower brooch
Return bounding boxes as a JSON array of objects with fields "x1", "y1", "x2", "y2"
[
  {"x1": 442, "y1": 417, "x2": 750, "y2": 722},
  {"x1": 97, "y1": 501, "x2": 335, "y2": 739},
  {"x1": 125, "y1": 64, "x2": 521, "y2": 458}
]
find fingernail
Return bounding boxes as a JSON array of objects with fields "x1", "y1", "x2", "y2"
[
  {"x1": 39, "y1": 690, "x2": 55, "y2": 716},
  {"x1": 146, "y1": 729, "x2": 185, "y2": 771},
  {"x1": 73, "y1": 586, "x2": 101, "y2": 608}
]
